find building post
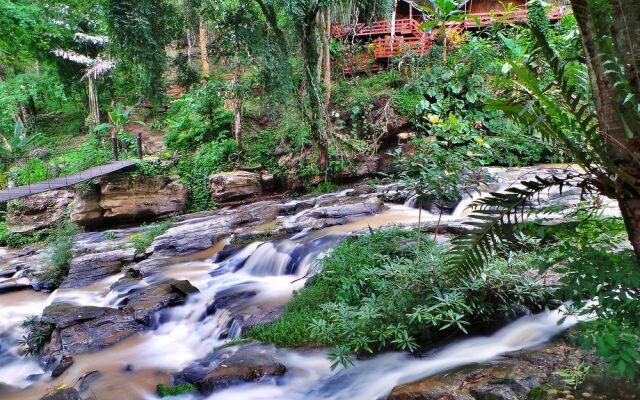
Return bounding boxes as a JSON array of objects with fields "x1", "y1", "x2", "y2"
[
  {"x1": 112, "y1": 130, "x2": 118, "y2": 161},
  {"x1": 136, "y1": 132, "x2": 143, "y2": 159}
]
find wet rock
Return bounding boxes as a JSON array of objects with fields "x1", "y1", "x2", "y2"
[
  {"x1": 149, "y1": 202, "x2": 281, "y2": 258},
  {"x1": 43, "y1": 304, "x2": 109, "y2": 329},
  {"x1": 175, "y1": 344, "x2": 286, "y2": 395},
  {"x1": 40, "y1": 388, "x2": 81, "y2": 400},
  {"x1": 337, "y1": 155, "x2": 382, "y2": 181},
  {"x1": 121, "y1": 279, "x2": 199, "y2": 325},
  {"x1": 61, "y1": 248, "x2": 135, "y2": 289},
  {"x1": 41, "y1": 303, "x2": 143, "y2": 363},
  {"x1": 51, "y1": 355, "x2": 74, "y2": 377},
  {"x1": 308, "y1": 196, "x2": 383, "y2": 218},
  {"x1": 0, "y1": 278, "x2": 31, "y2": 293},
  {"x1": 209, "y1": 171, "x2": 261, "y2": 203},
  {"x1": 6, "y1": 190, "x2": 75, "y2": 235},
  {"x1": 71, "y1": 174, "x2": 187, "y2": 228},
  {"x1": 387, "y1": 341, "x2": 597, "y2": 400}
]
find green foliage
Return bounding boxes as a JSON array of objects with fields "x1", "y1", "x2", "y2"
[
  {"x1": 447, "y1": 174, "x2": 574, "y2": 280},
  {"x1": 243, "y1": 129, "x2": 283, "y2": 175},
  {"x1": 17, "y1": 315, "x2": 54, "y2": 356},
  {"x1": 36, "y1": 219, "x2": 82, "y2": 290},
  {"x1": 249, "y1": 229, "x2": 555, "y2": 368},
  {"x1": 0, "y1": 221, "x2": 46, "y2": 248},
  {"x1": 156, "y1": 383, "x2": 197, "y2": 398},
  {"x1": 128, "y1": 221, "x2": 173, "y2": 255},
  {"x1": 536, "y1": 212, "x2": 640, "y2": 380},
  {"x1": 174, "y1": 53, "x2": 200, "y2": 88},
  {"x1": 164, "y1": 82, "x2": 234, "y2": 152},
  {"x1": 494, "y1": 6, "x2": 602, "y2": 173},
  {"x1": 0, "y1": 120, "x2": 39, "y2": 159},
  {"x1": 176, "y1": 138, "x2": 237, "y2": 212},
  {"x1": 393, "y1": 135, "x2": 484, "y2": 209},
  {"x1": 553, "y1": 364, "x2": 591, "y2": 390},
  {"x1": 105, "y1": 0, "x2": 180, "y2": 102}
]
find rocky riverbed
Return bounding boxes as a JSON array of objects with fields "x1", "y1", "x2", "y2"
[{"x1": 0, "y1": 165, "x2": 629, "y2": 400}]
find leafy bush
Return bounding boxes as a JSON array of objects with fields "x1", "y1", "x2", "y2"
[
  {"x1": 164, "y1": 81, "x2": 233, "y2": 152},
  {"x1": 36, "y1": 219, "x2": 82, "y2": 289},
  {"x1": 248, "y1": 229, "x2": 555, "y2": 368},
  {"x1": 0, "y1": 221, "x2": 46, "y2": 248},
  {"x1": 177, "y1": 139, "x2": 237, "y2": 212},
  {"x1": 409, "y1": 39, "x2": 559, "y2": 166},
  {"x1": 535, "y1": 213, "x2": 640, "y2": 380},
  {"x1": 17, "y1": 315, "x2": 54, "y2": 356},
  {"x1": 128, "y1": 221, "x2": 173, "y2": 255}
]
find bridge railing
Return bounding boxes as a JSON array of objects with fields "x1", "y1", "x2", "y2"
[{"x1": 0, "y1": 133, "x2": 143, "y2": 191}]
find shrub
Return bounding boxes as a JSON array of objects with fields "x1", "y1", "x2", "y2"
[
  {"x1": 164, "y1": 81, "x2": 233, "y2": 152},
  {"x1": 36, "y1": 219, "x2": 81, "y2": 289},
  {"x1": 17, "y1": 315, "x2": 54, "y2": 356},
  {"x1": 0, "y1": 221, "x2": 46, "y2": 248},
  {"x1": 128, "y1": 221, "x2": 173, "y2": 255},
  {"x1": 177, "y1": 139, "x2": 237, "y2": 212},
  {"x1": 534, "y1": 212, "x2": 640, "y2": 380},
  {"x1": 248, "y1": 229, "x2": 555, "y2": 368}
]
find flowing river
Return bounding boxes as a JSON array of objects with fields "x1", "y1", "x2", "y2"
[{"x1": 0, "y1": 178, "x2": 581, "y2": 400}]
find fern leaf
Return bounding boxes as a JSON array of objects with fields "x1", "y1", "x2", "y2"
[{"x1": 447, "y1": 175, "x2": 576, "y2": 281}]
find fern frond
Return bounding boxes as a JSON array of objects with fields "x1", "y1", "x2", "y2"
[{"x1": 447, "y1": 174, "x2": 576, "y2": 281}]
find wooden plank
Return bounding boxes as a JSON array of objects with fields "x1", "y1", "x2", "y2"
[{"x1": 0, "y1": 160, "x2": 137, "y2": 202}]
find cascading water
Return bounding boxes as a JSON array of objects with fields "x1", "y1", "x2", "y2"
[
  {"x1": 189, "y1": 309, "x2": 575, "y2": 400},
  {"x1": 0, "y1": 184, "x2": 581, "y2": 400}
]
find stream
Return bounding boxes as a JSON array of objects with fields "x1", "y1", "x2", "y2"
[{"x1": 0, "y1": 171, "x2": 589, "y2": 399}]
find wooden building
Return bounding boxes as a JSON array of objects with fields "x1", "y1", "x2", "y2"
[{"x1": 331, "y1": 0, "x2": 569, "y2": 74}]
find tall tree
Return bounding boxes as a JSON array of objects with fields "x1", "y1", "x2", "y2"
[
  {"x1": 569, "y1": 0, "x2": 640, "y2": 260},
  {"x1": 104, "y1": 0, "x2": 180, "y2": 103}
]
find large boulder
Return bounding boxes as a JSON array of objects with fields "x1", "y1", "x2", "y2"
[
  {"x1": 6, "y1": 190, "x2": 74, "y2": 235},
  {"x1": 209, "y1": 171, "x2": 261, "y2": 203},
  {"x1": 387, "y1": 341, "x2": 598, "y2": 400},
  {"x1": 39, "y1": 303, "x2": 144, "y2": 370},
  {"x1": 70, "y1": 174, "x2": 187, "y2": 227},
  {"x1": 121, "y1": 279, "x2": 199, "y2": 325},
  {"x1": 175, "y1": 344, "x2": 286, "y2": 395},
  {"x1": 60, "y1": 232, "x2": 137, "y2": 289},
  {"x1": 336, "y1": 155, "x2": 382, "y2": 181},
  {"x1": 40, "y1": 388, "x2": 81, "y2": 400}
]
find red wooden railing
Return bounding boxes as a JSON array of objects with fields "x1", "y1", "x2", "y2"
[
  {"x1": 331, "y1": 5, "x2": 569, "y2": 74},
  {"x1": 463, "y1": 6, "x2": 567, "y2": 28},
  {"x1": 332, "y1": 18, "x2": 420, "y2": 38}
]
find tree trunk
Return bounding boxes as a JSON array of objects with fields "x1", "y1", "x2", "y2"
[
  {"x1": 87, "y1": 76, "x2": 100, "y2": 130},
  {"x1": 322, "y1": 8, "x2": 332, "y2": 105},
  {"x1": 232, "y1": 56, "x2": 243, "y2": 156},
  {"x1": 617, "y1": 191, "x2": 640, "y2": 259},
  {"x1": 390, "y1": 0, "x2": 398, "y2": 53},
  {"x1": 199, "y1": 18, "x2": 210, "y2": 77},
  {"x1": 571, "y1": 0, "x2": 640, "y2": 262},
  {"x1": 186, "y1": 28, "x2": 193, "y2": 65},
  {"x1": 301, "y1": 10, "x2": 329, "y2": 172}
]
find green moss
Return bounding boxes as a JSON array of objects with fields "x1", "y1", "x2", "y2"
[{"x1": 156, "y1": 383, "x2": 198, "y2": 397}]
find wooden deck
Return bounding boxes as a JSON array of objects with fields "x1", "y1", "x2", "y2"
[{"x1": 0, "y1": 160, "x2": 137, "y2": 202}]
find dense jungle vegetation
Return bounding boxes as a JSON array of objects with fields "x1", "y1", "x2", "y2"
[{"x1": 1, "y1": 0, "x2": 639, "y2": 393}]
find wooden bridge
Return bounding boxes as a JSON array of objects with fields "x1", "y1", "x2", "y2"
[{"x1": 0, "y1": 160, "x2": 137, "y2": 202}]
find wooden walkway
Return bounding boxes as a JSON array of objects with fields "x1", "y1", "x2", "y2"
[{"x1": 0, "y1": 160, "x2": 137, "y2": 202}]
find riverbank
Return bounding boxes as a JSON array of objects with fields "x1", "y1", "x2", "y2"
[{"x1": 0, "y1": 165, "x2": 631, "y2": 400}]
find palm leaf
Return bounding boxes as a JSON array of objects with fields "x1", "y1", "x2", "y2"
[{"x1": 447, "y1": 175, "x2": 576, "y2": 280}]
